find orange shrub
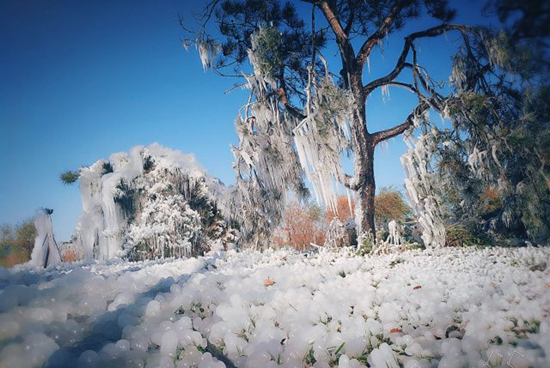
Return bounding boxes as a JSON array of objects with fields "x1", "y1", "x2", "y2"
[
  {"x1": 326, "y1": 196, "x2": 354, "y2": 223},
  {"x1": 275, "y1": 201, "x2": 326, "y2": 250}
]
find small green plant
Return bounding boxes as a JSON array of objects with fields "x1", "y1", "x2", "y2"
[
  {"x1": 328, "y1": 342, "x2": 346, "y2": 365},
  {"x1": 60, "y1": 169, "x2": 80, "y2": 184},
  {"x1": 357, "y1": 231, "x2": 375, "y2": 256},
  {"x1": 389, "y1": 258, "x2": 404, "y2": 267},
  {"x1": 445, "y1": 223, "x2": 492, "y2": 247},
  {"x1": 356, "y1": 351, "x2": 369, "y2": 365},
  {"x1": 304, "y1": 346, "x2": 316, "y2": 365},
  {"x1": 333, "y1": 342, "x2": 345, "y2": 356}
]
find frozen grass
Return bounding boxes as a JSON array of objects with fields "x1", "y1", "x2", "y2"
[{"x1": 0, "y1": 246, "x2": 548, "y2": 368}]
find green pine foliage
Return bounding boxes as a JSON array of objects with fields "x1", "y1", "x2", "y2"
[
  {"x1": 60, "y1": 170, "x2": 80, "y2": 185},
  {"x1": 434, "y1": 22, "x2": 550, "y2": 245}
]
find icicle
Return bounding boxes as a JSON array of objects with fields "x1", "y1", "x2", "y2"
[
  {"x1": 367, "y1": 55, "x2": 370, "y2": 74},
  {"x1": 401, "y1": 132, "x2": 446, "y2": 248},
  {"x1": 386, "y1": 220, "x2": 401, "y2": 246},
  {"x1": 381, "y1": 85, "x2": 390, "y2": 102},
  {"x1": 345, "y1": 188, "x2": 353, "y2": 220},
  {"x1": 197, "y1": 39, "x2": 220, "y2": 70}
]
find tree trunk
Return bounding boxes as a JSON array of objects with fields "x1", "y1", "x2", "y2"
[
  {"x1": 349, "y1": 72, "x2": 377, "y2": 239},
  {"x1": 356, "y1": 143, "x2": 376, "y2": 236}
]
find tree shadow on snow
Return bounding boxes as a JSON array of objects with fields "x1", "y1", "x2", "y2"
[{"x1": 44, "y1": 271, "x2": 194, "y2": 368}]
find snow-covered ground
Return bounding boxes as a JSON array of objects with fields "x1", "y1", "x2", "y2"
[{"x1": 0, "y1": 246, "x2": 548, "y2": 368}]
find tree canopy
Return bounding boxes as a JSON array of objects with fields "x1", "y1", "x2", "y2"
[{"x1": 183, "y1": 0, "x2": 549, "y2": 247}]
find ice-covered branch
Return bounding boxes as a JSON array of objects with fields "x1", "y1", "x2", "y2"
[
  {"x1": 356, "y1": 1, "x2": 407, "y2": 69},
  {"x1": 400, "y1": 130, "x2": 446, "y2": 248},
  {"x1": 363, "y1": 24, "x2": 469, "y2": 97},
  {"x1": 373, "y1": 102, "x2": 430, "y2": 145}
]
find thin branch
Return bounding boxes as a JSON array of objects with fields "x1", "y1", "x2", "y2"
[
  {"x1": 306, "y1": 2, "x2": 317, "y2": 114},
  {"x1": 344, "y1": 0, "x2": 356, "y2": 36},
  {"x1": 316, "y1": 1, "x2": 356, "y2": 71},
  {"x1": 213, "y1": 69, "x2": 247, "y2": 79},
  {"x1": 363, "y1": 24, "x2": 469, "y2": 97},
  {"x1": 285, "y1": 103, "x2": 306, "y2": 121},
  {"x1": 224, "y1": 81, "x2": 249, "y2": 94},
  {"x1": 372, "y1": 102, "x2": 430, "y2": 145},
  {"x1": 386, "y1": 81, "x2": 423, "y2": 96},
  {"x1": 357, "y1": 0, "x2": 408, "y2": 69}
]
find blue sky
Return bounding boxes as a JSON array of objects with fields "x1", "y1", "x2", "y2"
[{"x1": 0, "y1": 0, "x2": 494, "y2": 241}]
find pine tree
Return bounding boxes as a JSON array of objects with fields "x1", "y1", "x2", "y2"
[{"x1": 183, "y1": 0, "x2": 485, "y2": 243}]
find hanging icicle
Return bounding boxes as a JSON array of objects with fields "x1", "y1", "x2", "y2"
[
  {"x1": 229, "y1": 43, "x2": 307, "y2": 248},
  {"x1": 400, "y1": 130, "x2": 446, "y2": 248},
  {"x1": 231, "y1": 26, "x2": 357, "y2": 246},
  {"x1": 197, "y1": 38, "x2": 221, "y2": 70},
  {"x1": 293, "y1": 75, "x2": 355, "y2": 213}
]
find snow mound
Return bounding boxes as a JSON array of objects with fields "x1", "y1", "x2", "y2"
[{"x1": 0, "y1": 246, "x2": 549, "y2": 367}]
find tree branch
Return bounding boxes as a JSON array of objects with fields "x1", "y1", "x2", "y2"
[
  {"x1": 372, "y1": 102, "x2": 430, "y2": 145},
  {"x1": 278, "y1": 78, "x2": 306, "y2": 121},
  {"x1": 344, "y1": 0, "x2": 356, "y2": 36},
  {"x1": 342, "y1": 173, "x2": 359, "y2": 191},
  {"x1": 317, "y1": 0, "x2": 357, "y2": 76},
  {"x1": 363, "y1": 24, "x2": 468, "y2": 97},
  {"x1": 318, "y1": 1, "x2": 348, "y2": 41},
  {"x1": 285, "y1": 103, "x2": 306, "y2": 120},
  {"x1": 356, "y1": 0, "x2": 409, "y2": 69},
  {"x1": 386, "y1": 81, "x2": 423, "y2": 96}
]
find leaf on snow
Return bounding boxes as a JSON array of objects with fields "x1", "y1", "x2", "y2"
[{"x1": 264, "y1": 277, "x2": 276, "y2": 287}]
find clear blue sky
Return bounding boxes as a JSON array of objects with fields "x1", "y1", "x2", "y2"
[{"x1": 0, "y1": 0, "x2": 494, "y2": 241}]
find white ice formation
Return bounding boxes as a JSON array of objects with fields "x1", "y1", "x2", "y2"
[
  {"x1": 293, "y1": 73, "x2": 354, "y2": 214},
  {"x1": 400, "y1": 127, "x2": 446, "y2": 248},
  {"x1": 229, "y1": 36, "x2": 358, "y2": 247},
  {"x1": 386, "y1": 220, "x2": 402, "y2": 247},
  {"x1": 229, "y1": 52, "x2": 308, "y2": 247},
  {"x1": 29, "y1": 210, "x2": 62, "y2": 269},
  {"x1": 70, "y1": 144, "x2": 234, "y2": 261}
]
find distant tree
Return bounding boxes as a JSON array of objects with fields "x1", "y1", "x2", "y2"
[
  {"x1": 0, "y1": 219, "x2": 36, "y2": 267},
  {"x1": 275, "y1": 201, "x2": 326, "y2": 250},
  {"x1": 326, "y1": 188, "x2": 410, "y2": 230},
  {"x1": 184, "y1": 0, "x2": 485, "y2": 243},
  {"x1": 326, "y1": 196, "x2": 354, "y2": 224},
  {"x1": 485, "y1": 0, "x2": 550, "y2": 53},
  {"x1": 374, "y1": 187, "x2": 411, "y2": 228}
]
